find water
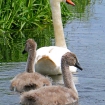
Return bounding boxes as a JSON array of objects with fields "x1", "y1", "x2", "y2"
[
  {"x1": 65, "y1": 0, "x2": 105, "y2": 105},
  {"x1": 0, "y1": 63, "x2": 26, "y2": 105},
  {"x1": 0, "y1": 0, "x2": 105, "y2": 105}
]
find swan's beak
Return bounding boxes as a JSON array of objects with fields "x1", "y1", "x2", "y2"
[
  {"x1": 75, "y1": 62, "x2": 83, "y2": 70},
  {"x1": 66, "y1": 0, "x2": 75, "y2": 6},
  {"x1": 22, "y1": 50, "x2": 27, "y2": 54}
]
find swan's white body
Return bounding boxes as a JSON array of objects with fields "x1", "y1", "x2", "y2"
[
  {"x1": 35, "y1": 46, "x2": 77, "y2": 75},
  {"x1": 35, "y1": 0, "x2": 77, "y2": 75}
]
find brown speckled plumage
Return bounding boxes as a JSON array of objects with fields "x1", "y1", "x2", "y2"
[
  {"x1": 10, "y1": 39, "x2": 52, "y2": 93},
  {"x1": 20, "y1": 51, "x2": 83, "y2": 105}
]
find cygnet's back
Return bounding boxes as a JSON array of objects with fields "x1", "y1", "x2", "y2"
[{"x1": 10, "y1": 39, "x2": 52, "y2": 93}]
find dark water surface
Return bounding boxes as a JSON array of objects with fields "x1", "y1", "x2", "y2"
[
  {"x1": 65, "y1": 0, "x2": 105, "y2": 105},
  {"x1": 0, "y1": 0, "x2": 105, "y2": 105}
]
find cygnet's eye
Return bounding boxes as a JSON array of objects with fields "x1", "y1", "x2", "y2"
[
  {"x1": 43, "y1": 84, "x2": 46, "y2": 86},
  {"x1": 27, "y1": 43, "x2": 31, "y2": 49},
  {"x1": 73, "y1": 55, "x2": 76, "y2": 58},
  {"x1": 43, "y1": 84, "x2": 48, "y2": 86}
]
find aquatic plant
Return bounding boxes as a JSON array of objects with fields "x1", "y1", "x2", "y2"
[
  {"x1": 0, "y1": 0, "x2": 91, "y2": 62},
  {"x1": 0, "y1": 0, "x2": 73, "y2": 31}
]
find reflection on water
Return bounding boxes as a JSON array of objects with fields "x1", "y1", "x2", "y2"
[{"x1": 0, "y1": 0, "x2": 105, "y2": 105}]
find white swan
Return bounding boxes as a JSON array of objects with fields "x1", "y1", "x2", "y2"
[
  {"x1": 35, "y1": 0, "x2": 77, "y2": 75},
  {"x1": 20, "y1": 52, "x2": 83, "y2": 105},
  {"x1": 10, "y1": 39, "x2": 51, "y2": 93}
]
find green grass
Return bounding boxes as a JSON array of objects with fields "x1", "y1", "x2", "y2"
[
  {"x1": 0, "y1": 0, "x2": 91, "y2": 31},
  {"x1": 0, "y1": 0, "x2": 72, "y2": 31},
  {"x1": 0, "y1": 0, "x2": 52, "y2": 31},
  {"x1": 0, "y1": 0, "x2": 91, "y2": 62}
]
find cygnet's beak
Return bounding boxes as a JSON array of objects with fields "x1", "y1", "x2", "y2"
[
  {"x1": 66, "y1": 0, "x2": 75, "y2": 6},
  {"x1": 75, "y1": 61, "x2": 83, "y2": 70},
  {"x1": 22, "y1": 50, "x2": 27, "y2": 54}
]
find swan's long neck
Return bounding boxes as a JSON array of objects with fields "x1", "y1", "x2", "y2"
[
  {"x1": 50, "y1": 0, "x2": 67, "y2": 48},
  {"x1": 26, "y1": 49, "x2": 36, "y2": 73},
  {"x1": 61, "y1": 60, "x2": 78, "y2": 95}
]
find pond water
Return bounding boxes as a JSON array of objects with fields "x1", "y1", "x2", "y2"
[
  {"x1": 0, "y1": 0, "x2": 105, "y2": 105},
  {"x1": 65, "y1": 0, "x2": 105, "y2": 105}
]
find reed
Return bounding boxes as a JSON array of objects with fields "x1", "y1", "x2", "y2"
[
  {"x1": 0, "y1": 0, "x2": 91, "y2": 62},
  {"x1": 0, "y1": 0, "x2": 74, "y2": 31},
  {"x1": 0, "y1": 0, "x2": 91, "y2": 31},
  {"x1": 0, "y1": 0, "x2": 51, "y2": 31}
]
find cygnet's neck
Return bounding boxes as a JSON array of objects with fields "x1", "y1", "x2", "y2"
[
  {"x1": 50, "y1": 0, "x2": 67, "y2": 48},
  {"x1": 26, "y1": 49, "x2": 36, "y2": 73},
  {"x1": 61, "y1": 60, "x2": 78, "y2": 95}
]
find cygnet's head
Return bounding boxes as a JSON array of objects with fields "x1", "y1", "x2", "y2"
[
  {"x1": 22, "y1": 39, "x2": 37, "y2": 54},
  {"x1": 62, "y1": 52, "x2": 83, "y2": 70}
]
